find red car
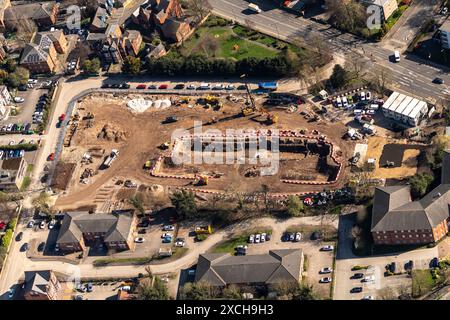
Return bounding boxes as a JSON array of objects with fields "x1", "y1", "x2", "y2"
[
  {"x1": 158, "y1": 84, "x2": 168, "y2": 89},
  {"x1": 59, "y1": 113, "x2": 65, "y2": 122},
  {"x1": 48, "y1": 153, "x2": 55, "y2": 161},
  {"x1": 136, "y1": 84, "x2": 146, "y2": 89}
]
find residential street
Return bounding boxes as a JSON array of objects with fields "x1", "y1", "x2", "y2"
[{"x1": 209, "y1": 0, "x2": 450, "y2": 102}]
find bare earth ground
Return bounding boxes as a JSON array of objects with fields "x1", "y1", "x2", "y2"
[{"x1": 55, "y1": 93, "x2": 356, "y2": 209}]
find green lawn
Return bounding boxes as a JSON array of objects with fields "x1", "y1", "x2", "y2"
[
  {"x1": 412, "y1": 269, "x2": 436, "y2": 298},
  {"x1": 180, "y1": 27, "x2": 278, "y2": 60},
  {"x1": 211, "y1": 228, "x2": 273, "y2": 254}
]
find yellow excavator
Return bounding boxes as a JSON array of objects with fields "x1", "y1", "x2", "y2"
[
  {"x1": 240, "y1": 75, "x2": 278, "y2": 124},
  {"x1": 195, "y1": 175, "x2": 209, "y2": 186}
]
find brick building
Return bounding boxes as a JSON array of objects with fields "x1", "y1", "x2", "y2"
[
  {"x1": 371, "y1": 150, "x2": 450, "y2": 245},
  {"x1": 23, "y1": 270, "x2": 62, "y2": 300}
]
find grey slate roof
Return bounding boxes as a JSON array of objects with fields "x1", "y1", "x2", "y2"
[
  {"x1": 195, "y1": 249, "x2": 303, "y2": 286},
  {"x1": 56, "y1": 210, "x2": 135, "y2": 244},
  {"x1": 24, "y1": 270, "x2": 52, "y2": 295},
  {"x1": 371, "y1": 150, "x2": 450, "y2": 232}
]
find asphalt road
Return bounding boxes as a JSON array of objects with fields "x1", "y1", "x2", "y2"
[{"x1": 209, "y1": 0, "x2": 450, "y2": 103}]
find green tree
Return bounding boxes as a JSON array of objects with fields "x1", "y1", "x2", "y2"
[
  {"x1": 329, "y1": 64, "x2": 349, "y2": 89},
  {"x1": 4, "y1": 59, "x2": 17, "y2": 72},
  {"x1": 170, "y1": 190, "x2": 197, "y2": 220},
  {"x1": 122, "y1": 56, "x2": 141, "y2": 75},
  {"x1": 222, "y1": 284, "x2": 242, "y2": 299},
  {"x1": 180, "y1": 281, "x2": 218, "y2": 300},
  {"x1": 82, "y1": 58, "x2": 101, "y2": 74},
  {"x1": 8, "y1": 67, "x2": 29, "y2": 87},
  {"x1": 409, "y1": 173, "x2": 434, "y2": 198},
  {"x1": 286, "y1": 195, "x2": 305, "y2": 216},
  {"x1": 269, "y1": 281, "x2": 317, "y2": 300},
  {"x1": 129, "y1": 193, "x2": 145, "y2": 215},
  {"x1": 32, "y1": 192, "x2": 53, "y2": 216},
  {"x1": 0, "y1": 70, "x2": 8, "y2": 84},
  {"x1": 137, "y1": 276, "x2": 170, "y2": 300},
  {"x1": 1, "y1": 229, "x2": 13, "y2": 247}
]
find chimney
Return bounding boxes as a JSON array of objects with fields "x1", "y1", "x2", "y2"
[{"x1": 442, "y1": 149, "x2": 450, "y2": 184}]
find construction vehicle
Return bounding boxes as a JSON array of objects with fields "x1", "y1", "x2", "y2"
[
  {"x1": 265, "y1": 113, "x2": 278, "y2": 125},
  {"x1": 204, "y1": 95, "x2": 219, "y2": 105},
  {"x1": 103, "y1": 149, "x2": 119, "y2": 168},
  {"x1": 195, "y1": 225, "x2": 213, "y2": 235},
  {"x1": 194, "y1": 175, "x2": 208, "y2": 186},
  {"x1": 144, "y1": 160, "x2": 152, "y2": 169},
  {"x1": 158, "y1": 142, "x2": 170, "y2": 150}
]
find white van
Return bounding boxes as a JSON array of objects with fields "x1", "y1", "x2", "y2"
[
  {"x1": 359, "y1": 91, "x2": 366, "y2": 101},
  {"x1": 335, "y1": 97, "x2": 343, "y2": 108},
  {"x1": 342, "y1": 96, "x2": 349, "y2": 108},
  {"x1": 368, "y1": 104, "x2": 379, "y2": 110},
  {"x1": 394, "y1": 51, "x2": 400, "y2": 62}
]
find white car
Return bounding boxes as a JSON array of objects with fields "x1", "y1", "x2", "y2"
[
  {"x1": 225, "y1": 84, "x2": 235, "y2": 90},
  {"x1": 134, "y1": 237, "x2": 145, "y2": 243},
  {"x1": 295, "y1": 232, "x2": 302, "y2": 242},
  {"x1": 248, "y1": 234, "x2": 255, "y2": 243},
  {"x1": 162, "y1": 225, "x2": 175, "y2": 231},
  {"x1": 161, "y1": 233, "x2": 173, "y2": 238},
  {"x1": 319, "y1": 277, "x2": 332, "y2": 283},
  {"x1": 366, "y1": 92, "x2": 372, "y2": 100},
  {"x1": 48, "y1": 220, "x2": 56, "y2": 229},
  {"x1": 321, "y1": 245, "x2": 334, "y2": 251},
  {"x1": 9, "y1": 141, "x2": 15, "y2": 145},
  {"x1": 213, "y1": 84, "x2": 224, "y2": 90},
  {"x1": 120, "y1": 285, "x2": 131, "y2": 292},
  {"x1": 255, "y1": 234, "x2": 261, "y2": 243},
  {"x1": 363, "y1": 275, "x2": 375, "y2": 282},
  {"x1": 362, "y1": 295, "x2": 374, "y2": 300},
  {"x1": 39, "y1": 221, "x2": 46, "y2": 229},
  {"x1": 320, "y1": 267, "x2": 333, "y2": 274},
  {"x1": 359, "y1": 91, "x2": 366, "y2": 101},
  {"x1": 14, "y1": 97, "x2": 24, "y2": 103},
  {"x1": 175, "y1": 238, "x2": 185, "y2": 247},
  {"x1": 187, "y1": 84, "x2": 196, "y2": 90},
  {"x1": 260, "y1": 233, "x2": 266, "y2": 242},
  {"x1": 27, "y1": 220, "x2": 34, "y2": 228},
  {"x1": 27, "y1": 79, "x2": 38, "y2": 84}
]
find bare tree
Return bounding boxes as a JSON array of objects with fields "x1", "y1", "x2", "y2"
[{"x1": 185, "y1": 0, "x2": 212, "y2": 23}]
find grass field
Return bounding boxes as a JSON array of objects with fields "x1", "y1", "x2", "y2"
[
  {"x1": 412, "y1": 269, "x2": 436, "y2": 298},
  {"x1": 179, "y1": 26, "x2": 279, "y2": 60},
  {"x1": 211, "y1": 228, "x2": 273, "y2": 254}
]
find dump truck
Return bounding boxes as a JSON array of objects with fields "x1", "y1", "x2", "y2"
[
  {"x1": 103, "y1": 149, "x2": 119, "y2": 168},
  {"x1": 195, "y1": 225, "x2": 212, "y2": 235}
]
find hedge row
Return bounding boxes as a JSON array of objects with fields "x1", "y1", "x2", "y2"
[{"x1": 0, "y1": 143, "x2": 38, "y2": 151}]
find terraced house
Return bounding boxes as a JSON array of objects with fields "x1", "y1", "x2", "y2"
[
  {"x1": 371, "y1": 150, "x2": 450, "y2": 245},
  {"x1": 56, "y1": 210, "x2": 137, "y2": 254}
]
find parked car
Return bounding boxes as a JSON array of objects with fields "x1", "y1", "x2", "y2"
[
  {"x1": 225, "y1": 84, "x2": 235, "y2": 90},
  {"x1": 320, "y1": 245, "x2": 334, "y2": 252},
  {"x1": 174, "y1": 84, "x2": 185, "y2": 89},
  {"x1": 175, "y1": 238, "x2": 185, "y2": 247},
  {"x1": 14, "y1": 97, "x2": 25, "y2": 103},
  {"x1": 18, "y1": 84, "x2": 27, "y2": 91},
  {"x1": 158, "y1": 84, "x2": 168, "y2": 89},
  {"x1": 363, "y1": 275, "x2": 375, "y2": 282},
  {"x1": 138, "y1": 229, "x2": 147, "y2": 234},
  {"x1": 27, "y1": 220, "x2": 34, "y2": 228},
  {"x1": 48, "y1": 220, "x2": 56, "y2": 229},
  {"x1": 282, "y1": 232, "x2": 291, "y2": 242},
  {"x1": 161, "y1": 233, "x2": 173, "y2": 238},
  {"x1": 320, "y1": 267, "x2": 333, "y2": 274},
  {"x1": 136, "y1": 84, "x2": 146, "y2": 89},
  {"x1": 289, "y1": 233, "x2": 295, "y2": 241},
  {"x1": 162, "y1": 236, "x2": 172, "y2": 243},
  {"x1": 260, "y1": 233, "x2": 266, "y2": 242},
  {"x1": 248, "y1": 234, "x2": 255, "y2": 243},
  {"x1": 187, "y1": 84, "x2": 196, "y2": 90},
  {"x1": 20, "y1": 243, "x2": 29, "y2": 252},
  {"x1": 433, "y1": 77, "x2": 444, "y2": 84},
  {"x1": 119, "y1": 83, "x2": 130, "y2": 89},
  {"x1": 37, "y1": 242, "x2": 45, "y2": 252},
  {"x1": 162, "y1": 225, "x2": 175, "y2": 231},
  {"x1": 134, "y1": 237, "x2": 145, "y2": 243},
  {"x1": 101, "y1": 83, "x2": 111, "y2": 88},
  {"x1": 76, "y1": 283, "x2": 87, "y2": 292},
  {"x1": 7, "y1": 288, "x2": 14, "y2": 299},
  {"x1": 213, "y1": 84, "x2": 224, "y2": 90},
  {"x1": 362, "y1": 295, "x2": 374, "y2": 300},
  {"x1": 48, "y1": 153, "x2": 55, "y2": 161},
  {"x1": 265, "y1": 233, "x2": 271, "y2": 241},
  {"x1": 86, "y1": 283, "x2": 93, "y2": 292},
  {"x1": 350, "y1": 287, "x2": 363, "y2": 293},
  {"x1": 295, "y1": 232, "x2": 302, "y2": 242},
  {"x1": 255, "y1": 234, "x2": 261, "y2": 243},
  {"x1": 148, "y1": 84, "x2": 157, "y2": 90},
  {"x1": 39, "y1": 221, "x2": 46, "y2": 229},
  {"x1": 163, "y1": 116, "x2": 178, "y2": 124},
  {"x1": 16, "y1": 232, "x2": 23, "y2": 241},
  {"x1": 352, "y1": 273, "x2": 364, "y2": 279},
  {"x1": 319, "y1": 277, "x2": 332, "y2": 283},
  {"x1": 430, "y1": 257, "x2": 439, "y2": 268}
]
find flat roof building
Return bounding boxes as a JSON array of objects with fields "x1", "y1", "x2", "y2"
[{"x1": 381, "y1": 91, "x2": 428, "y2": 126}]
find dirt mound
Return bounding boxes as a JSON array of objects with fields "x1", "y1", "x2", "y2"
[{"x1": 97, "y1": 124, "x2": 127, "y2": 142}]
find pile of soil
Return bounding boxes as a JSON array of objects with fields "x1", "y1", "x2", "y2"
[
  {"x1": 97, "y1": 124, "x2": 127, "y2": 142},
  {"x1": 52, "y1": 162, "x2": 77, "y2": 190}
]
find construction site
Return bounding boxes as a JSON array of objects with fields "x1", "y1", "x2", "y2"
[{"x1": 52, "y1": 88, "x2": 356, "y2": 211}]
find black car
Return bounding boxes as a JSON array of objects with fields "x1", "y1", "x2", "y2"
[
  {"x1": 16, "y1": 232, "x2": 23, "y2": 241},
  {"x1": 37, "y1": 242, "x2": 45, "y2": 252},
  {"x1": 350, "y1": 287, "x2": 363, "y2": 293},
  {"x1": 24, "y1": 123, "x2": 31, "y2": 131},
  {"x1": 433, "y1": 77, "x2": 444, "y2": 84},
  {"x1": 174, "y1": 84, "x2": 185, "y2": 90},
  {"x1": 430, "y1": 257, "x2": 439, "y2": 268},
  {"x1": 163, "y1": 116, "x2": 178, "y2": 124},
  {"x1": 282, "y1": 232, "x2": 291, "y2": 242},
  {"x1": 20, "y1": 243, "x2": 29, "y2": 252},
  {"x1": 148, "y1": 85, "x2": 157, "y2": 90},
  {"x1": 388, "y1": 262, "x2": 396, "y2": 273},
  {"x1": 265, "y1": 233, "x2": 271, "y2": 241},
  {"x1": 119, "y1": 83, "x2": 130, "y2": 89},
  {"x1": 18, "y1": 84, "x2": 27, "y2": 91},
  {"x1": 138, "y1": 229, "x2": 147, "y2": 234},
  {"x1": 237, "y1": 85, "x2": 247, "y2": 90},
  {"x1": 351, "y1": 273, "x2": 364, "y2": 279},
  {"x1": 111, "y1": 84, "x2": 120, "y2": 89},
  {"x1": 101, "y1": 83, "x2": 111, "y2": 89}
]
